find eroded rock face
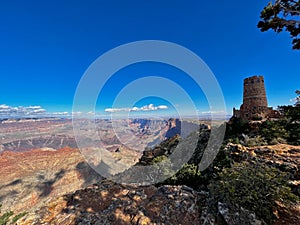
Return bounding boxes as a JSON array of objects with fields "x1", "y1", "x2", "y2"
[
  {"x1": 139, "y1": 129, "x2": 211, "y2": 167},
  {"x1": 226, "y1": 143, "x2": 300, "y2": 180},
  {"x1": 17, "y1": 180, "x2": 202, "y2": 225},
  {"x1": 2, "y1": 137, "x2": 300, "y2": 225},
  {"x1": 0, "y1": 147, "x2": 103, "y2": 214}
]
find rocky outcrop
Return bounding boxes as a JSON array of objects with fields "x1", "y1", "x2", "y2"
[
  {"x1": 2, "y1": 135, "x2": 78, "y2": 152},
  {"x1": 139, "y1": 129, "x2": 211, "y2": 166},
  {"x1": 1, "y1": 131, "x2": 300, "y2": 225},
  {"x1": 17, "y1": 180, "x2": 202, "y2": 225},
  {"x1": 226, "y1": 143, "x2": 300, "y2": 179},
  {"x1": 226, "y1": 143, "x2": 300, "y2": 198}
]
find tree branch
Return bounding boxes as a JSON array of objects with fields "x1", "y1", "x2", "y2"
[{"x1": 277, "y1": 0, "x2": 300, "y2": 15}]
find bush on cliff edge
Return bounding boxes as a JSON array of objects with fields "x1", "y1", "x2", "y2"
[{"x1": 209, "y1": 161, "x2": 299, "y2": 223}]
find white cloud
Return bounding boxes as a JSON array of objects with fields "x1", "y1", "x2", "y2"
[
  {"x1": 0, "y1": 104, "x2": 10, "y2": 109},
  {"x1": 72, "y1": 111, "x2": 82, "y2": 115},
  {"x1": 27, "y1": 106, "x2": 42, "y2": 109},
  {"x1": 105, "y1": 104, "x2": 168, "y2": 113},
  {"x1": 87, "y1": 111, "x2": 95, "y2": 115},
  {"x1": 201, "y1": 110, "x2": 227, "y2": 114},
  {"x1": 157, "y1": 105, "x2": 168, "y2": 109},
  {"x1": 52, "y1": 111, "x2": 69, "y2": 115},
  {"x1": 0, "y1": 104, "x2": 47, "y2": 116},
  {"x1": 105, "y1": 108, "x2": 130, "y2": 113}
]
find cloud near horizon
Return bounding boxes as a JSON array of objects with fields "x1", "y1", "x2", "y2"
[
  {"x1": 200, "y1": 110, "x2": 227, "y2": 115},
  {"x1": 0, "y1": 104, "x2": 46, "y2": 116},
  {"x1": 0, "y1": 104, "x2": 72, "y2": 118},
  {"x1": 105, "y1": 104, "x2": 168, "y2": 113}
]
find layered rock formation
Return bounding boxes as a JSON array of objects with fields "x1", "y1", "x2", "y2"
[
  {"x1": 0, "y1": 147, "x2": 103, "y2": 214},
  {"x1": 17, "y1": 181, "x2": 202, "y2": 225},
  {"x1": 1, "y1": 133, "x2": 300, "y2": 224}
]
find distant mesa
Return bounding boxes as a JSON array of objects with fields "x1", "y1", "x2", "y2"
[{"x1": 233, "y1": 75, "x2": 280, "y2": 121}]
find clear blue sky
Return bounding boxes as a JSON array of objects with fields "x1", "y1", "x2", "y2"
[{"x1": 0, "y1": 0, "x2": 299, "y2": 117}]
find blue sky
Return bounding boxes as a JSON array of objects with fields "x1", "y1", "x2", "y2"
[{"x1": 0, "y1": 0, "x2": 299, "y2": 117}]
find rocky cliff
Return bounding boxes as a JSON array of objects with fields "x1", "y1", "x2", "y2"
[
  {"x1": 1, "y1": 138, "x2": 300, "y2": 224},
  {"x1": 0, "y1": 147, "x2": 103, "y2": 215},
  {"x1": 16, "y1": 181, "x2": 203, "y2": 225}
]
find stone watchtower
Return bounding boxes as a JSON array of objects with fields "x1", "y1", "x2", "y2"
[{"x1": 233, "y1": 75, "x2": 278, "y2": 120}]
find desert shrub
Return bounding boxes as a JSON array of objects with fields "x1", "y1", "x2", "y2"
[
  {"x1": 259, "y1": 118, "x2": 300, "y2": 145},
  {"x1": 10, "y1": 212, "x2": 27, "y2": 224},
  {"x1": 166, "y1": 163, "x2": 202, "y2": 188},
  {"x1": 0, "y1": 204, "x2": 27, "y2": 225},
  {"x1": 209, "y1": 161, "x2": 298, "y2": 223},
  {"x1": 152, "y1": 155, "x2": 203, "y2": 189},
  {"x1": 244, "y1": 135, "x2": 268, "y2": 147},
  {"x1": 151, "y1": 155, "x2": 174, "y2": 182},
  {"x1": 269, "y1": 137, "x2": 287, "y2": 145},
  {"x1": 226, "y1": 137, "x2": 240, "y2": 144},
  {"x1": 225, "y1": 117, "x2": 250, "y2": 139},
  {"x1": 278, "y1": 105, "x2": 300, "y2": 123},
  {"x1": 0, "y1": 211, "x2": 13, "y2": 225},
  {"x1": 285, "y1": 123, "x2": 300, "y2": 145},
  {"x1": 252, "y1": 115, "x2": 262, "y2": 121},
  {"x1": 260, "y1": 120, "x2": 288, "y2": 144}
]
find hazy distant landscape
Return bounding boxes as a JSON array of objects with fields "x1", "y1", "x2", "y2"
[{"x1": 0, "y1": 117, "x2": 208, "y2": 153}]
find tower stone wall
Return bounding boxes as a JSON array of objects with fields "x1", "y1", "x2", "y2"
[{"x1": 233, "y1": 75, "x2": 279, "y2": 121}]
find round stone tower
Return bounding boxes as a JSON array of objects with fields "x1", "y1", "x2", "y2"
[
  {"x1": 233, "y1": 75, "x2": 279, "y2": 121},
  {"x1": 240, "y1": 75, "x2": 269, "y2": 119}
]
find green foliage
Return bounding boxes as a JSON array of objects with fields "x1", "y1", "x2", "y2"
[
  {"x1": 244, "y1": 135, "x2": 268, "y2": 147},
  {"x1": 225, "y1": 117, "x2": 250, "y2": 139},
  {"x1": 0, "y1": 211, "x2": 13, "y2": 225},
  {"x1": 11, "y1": 212, "x2": 27, "y2": 224},
  {"x1": 295, "y1": 90, "x2": 300, "y2": 106},
  {"x1": 152, "y1": 154, "x2": 202, "y2": 189},
  {"x1": 276, "y1": 104, "x2": 300, "y2": 145},
  {"x1": 260, "y1": 119, "x2": 289, "y2": 143},
  {"x1": 227, "y1": 102, "x2": 300, "y2": 145},
  {"x1": 251, "y1": 115, "x2": 263, "y2": 121},
  {"x1": 258, "y1": 0, "x2": 300, "y2": 49},
  {"x1": 167, "y1": 163, "x2": 202, "y2": 188},
  {"x1": 209, "y1": 161, "x2": 299, "y2": 223},
  {"x1": 230, "y1": 137, "x2": 240, "y2": 144},
  {"x1": 278, "y1": 105, "x2": 300, "y2": 123},
  {"x1": 286, "y1": 122, "x2": 300, "y2": 145},
  {"x1": 151, "y1": 155, "x2": 174, "y2": 181},
  {"x1": 0, "y1": 204, "x2": 26, "y2": 225}
]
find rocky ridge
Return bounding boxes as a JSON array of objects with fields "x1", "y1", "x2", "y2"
[
  {"x1": 17, "y1": 180, "x2": 203, "y2": 225},
  {"x1": 1, "y1": 135, "x2": 300, "y2": 224}
]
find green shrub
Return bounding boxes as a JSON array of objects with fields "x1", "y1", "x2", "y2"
[
  {"x1": 152, "y1": 155, "x2": 202, "y2": 189},
  {"x1": 286, "y1": 123, "x2": 300, "y2": 145},
  {"x1": 252, "y1": 115, "x2": 263, "y2": 121},
  {"x1": 244, "y1": 135, "x2": 268, "y2": 147},
  {"x1": 225, "y1": 117, "x2": 250, "y2": 139},
  {"x1": 0, "y1": 204, "x2": 26, "y2": 225},
  {"x1": 209, "y1": 161, "x2": 299, "y2": 223},
  {"x1": 260, "y1": 119, "x2": 288, "y2": 144},
  {"x1": 227, "y1": 137, "x2": 240, "y2": 144},
  {"x1": 151, "y1": 155, "x2": 174, "y2": 182},
  {"x1": 167, "y1": 163, "x2": 202, "y2": 188},
  {"x1": 0, "y1": 211, "x2": 13, "y2": 225}
]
